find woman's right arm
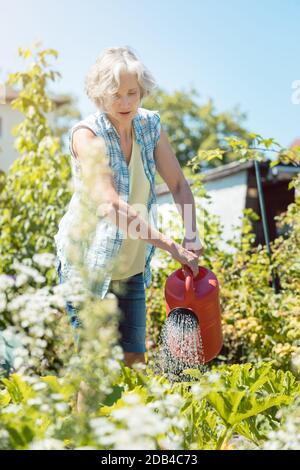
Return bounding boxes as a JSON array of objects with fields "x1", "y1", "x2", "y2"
[{"x1": 72, "y1": 128, "x2": 199, "y2": 276}]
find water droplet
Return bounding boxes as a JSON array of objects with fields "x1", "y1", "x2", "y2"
[{"x1": 152, "y1": 308, "x2": 207, "y2": 382}]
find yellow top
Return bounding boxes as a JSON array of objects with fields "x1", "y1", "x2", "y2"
[{"x1": 110, "y1": 129, "x2": 150, "y2": 280}]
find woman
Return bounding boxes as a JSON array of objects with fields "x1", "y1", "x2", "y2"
[{"x1": 55, "y1": 46, "x2": 203, "y2": 371}]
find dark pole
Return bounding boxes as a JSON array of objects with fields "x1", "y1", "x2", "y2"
[{"x1": 254, "y1": 160, "x2": 281, "y2": 294}]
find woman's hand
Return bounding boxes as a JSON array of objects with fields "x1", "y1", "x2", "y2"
[{"x1": 168, "y1": 241, "x2": 200, "y2": 277}]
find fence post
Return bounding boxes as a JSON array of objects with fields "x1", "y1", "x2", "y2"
[{"x1": 254, "y1": 160, "x2": 281, "y2": 294}]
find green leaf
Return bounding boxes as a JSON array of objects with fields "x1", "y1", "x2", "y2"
[
  {"x1": 270, "y1": 159, "x2": 280, "y2": 168},
  {"x1": 0, "y1": 389, "x2": 11, "y2": 407},
  {"x1": 1, "y1": 374, "x2": 34, "y2": 403}
]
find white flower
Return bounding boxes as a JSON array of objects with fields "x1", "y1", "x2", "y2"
[
  {"x1": 50, "y1": 393, "x2": 64, "y2": 401},
  {"x1": 114, "y1": 437, "x2": 156, "y2": 450},
  {"x1": 2, "y1": 404, "x2": 22, "y2": 414},
  {"x1": 29, "y1": 439, "x2": 65, "y2": 450},
  {"x1": 40, "y1": 136, "x2": 55, "y2": 151},
  {"x1": 0, "y1": 293, "x2": 7, "y2": 312},
  {"x1": 49, "y1": 294, "x2": 67, "y2": 309},
  {"x1": 208, "y1": 372, "x2": 220, "y2": 383},
  {"x1": 158, "y1": 435, "x2": 182, "y2": 450},
  {"x1": 32, "y1": 382, "x2": 48, "y2": 391},
  {"x1": 149, "y1": 383, "x2": 165, "y2": 397},
  {"x1": 163, "y1": 393, "x2": 183, "y2": 413},
  {"x1": 35, "y1": 339, "x2": 47, "y2": 348},
  {"x1": 15, "y1": 274, "x2": 29, "y2": 287},
  {"x1": 191, "y1": 384, "x2": 203, "y2": 395},
  {"x1": 27, "y1": 398, "x2": 43, "y2": 407},
  {"x1": 33, "y1": 253, "x2": 56, "y2": 268},
  {"x1": 263, "y1": 415, "x2": 300, "y2": 450},
  {"x1": 40, "y1": 404, "x2": 51, "y2": 413},
  {"x1": 162, "y1": 383, "x2": 171, "y2": 391},
  {"x1": 75, "y1": 446, "x2": 97, "y2": 450},
  {"x1": 14, "y1": 346, "x2": 28, "y2": 358},
  {"x1": 148, "y1": 400, "x2": 162, "y2": 411},
  {"x1": 169, "y1": 416, "x2": 186, "y2": 430},
  {"x1": 132, "y1": 406, "x2": 170, "y2": 437},
  {"x1": 105, "y1": 358, "x2": 122, "y2": 372},
  {"x1": 111, "y1": 407, "x2": 131, "y2": 421},
  {"x1": 0, "y1": 429, "x2": 10, "y2": 447},
  {"x1": 13, "y1": 356, "x2": 25, "y2": 370},
  {"x1": 123, "y1": 393, "x2": 141, "y2": 405},
  {"x1": 11, "y1": 261, "x2": 46, "y2": 284},
  {"x1": 7, "y1": 294, "x2": 28, "y2": 311},
  {"x1": 90, "y1": 417, "x2": 116, "y2": 436},
  {"x1": 31, "y1": 348, "x2": 45, "y2": 358},
  {"x1": 23, "y1": 376, "x2": 39, "y2": 385},
  {"x1": 0, "y1": 274, "x2": 15, "y2": 291},
  {"x1": 291, "y1": 354, "x2": 300, "y2": 374},
  {"x1": 55, "y1": 403, "x2": 69, "y2": 413},
  {"x1": 29, "y1": 326, "x2": 45, "y2": 338}
]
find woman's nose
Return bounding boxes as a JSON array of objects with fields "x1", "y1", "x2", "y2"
[{"x1": 120, "y1": 97, "x2": 130, "y2": 108}]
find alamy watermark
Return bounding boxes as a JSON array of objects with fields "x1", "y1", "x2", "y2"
[
  {"x1": 95, "y1": 201, "x2": 205, "y2": 244},
  {"x1": 0, "y1": 83, "x2": 6, "y2": 105},
  {"x1": 291, "y1": 80, "x2": 300, "y2": 104}
]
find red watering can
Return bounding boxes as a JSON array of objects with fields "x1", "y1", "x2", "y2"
[{"x1": 164, "y1": 265, "x2": 223, "y2": 363}]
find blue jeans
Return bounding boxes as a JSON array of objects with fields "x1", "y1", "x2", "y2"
[{"x1": 57, "y1": 262, "x2": 147, "y2": 353}]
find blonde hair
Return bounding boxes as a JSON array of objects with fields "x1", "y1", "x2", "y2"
[{"x1": 84, "y1": 46, "x2": 157, "y2": 111}]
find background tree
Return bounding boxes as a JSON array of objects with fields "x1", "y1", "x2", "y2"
[
  {"x1": 0, "y1": 44, "x2": 72, "y2": 274},
  {"x1": 49, "y1": 91, "x2": 81, "y2": 149},
  {"x1": 143, "y1": 87, "x2": 250, "y2": 177}
]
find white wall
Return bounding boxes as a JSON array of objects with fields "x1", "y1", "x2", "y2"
[
  {"x1": 156, "y1": 170, "x2": 248, "y2": 252},
  {"x1": 0, "y1": 104, "x2": 22, "y2": 172},
  {"x1": 203, "y1": 171, "x2": 248, "y2": 250}
]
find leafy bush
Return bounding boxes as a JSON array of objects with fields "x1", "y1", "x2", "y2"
[
  {"x1": 0, "y1": 46, "x2": 72, "y2": 277},
  {"x1": 147, "y1": 155, "x2": 300, "y2": 371},
  {"x1": 0, "y1": 362, "x2": 299, "y2": 450}
]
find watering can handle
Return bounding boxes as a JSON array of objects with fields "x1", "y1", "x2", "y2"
[{"x1": 182, "y1": 266, "x2": 195, "y2": 303}]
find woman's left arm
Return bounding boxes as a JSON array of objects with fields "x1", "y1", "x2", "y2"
[{"x1": 154, "y1": 127, "x2": 203, "y2": 257}]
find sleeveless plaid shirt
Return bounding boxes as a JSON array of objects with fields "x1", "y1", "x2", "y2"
[{"x1": 54, "y1": 107, "x2": 161, "y2": 299}]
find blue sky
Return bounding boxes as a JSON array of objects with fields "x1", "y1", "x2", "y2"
[{"x1": 1, "y1": 0, "x2": 299, "y2": 148}]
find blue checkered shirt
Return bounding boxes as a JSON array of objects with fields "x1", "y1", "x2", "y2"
[{"x1": 54, "y1": 107, "x2": 161, "y2": 299}]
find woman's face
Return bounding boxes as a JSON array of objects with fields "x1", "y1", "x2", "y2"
[{"x1": 104, "y1": 72, "x2": 141, "y2": 123}]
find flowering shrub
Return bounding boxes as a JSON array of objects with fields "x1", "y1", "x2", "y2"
[
  {"x1": 0, "y1": 47, "x2": 72, "y2": 275},
  {"x1": 263, "y1": 396, "x2": 300, "y2": 450},
  {"x1": 0, "y1": 361, "x2": 299, "y2": 450}
]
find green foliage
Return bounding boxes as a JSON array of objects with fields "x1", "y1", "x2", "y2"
[
  {"x1": 147, "y1": 140, "x2": 300, "y2": 371},
  {"x1": 263, "y1": 395, "x2": 300, "y2": 449},
  {"x1": 71, "y1": 362, "x2": 299, "y2": 450},
  {"x1": 2, "y1": 362, "x2": 297, "y2": 450},
  {"x1": 184, "y1": 362, "x2": 299, "y2": 448},
  {"x1": 0, "y1": 170, "x2": 6, "y2": 193},
  {"x1": 0, "y1": 44, "x2": 72, "y2": 275},
  {"x1": 218, "y1": 206, "x2": 300, "y2": 368},
  {"x1": 0, "y1": 374, "x2": 74, "y2": 449},
  {"x1": 188, "y1": 131, "x2": 300, "y2": 172},
  {"x1": 143, "y1": 89, "x2": 249, "y2": 168}
]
